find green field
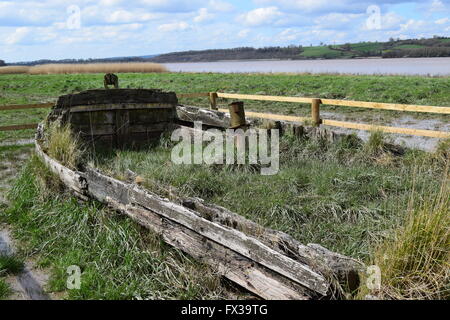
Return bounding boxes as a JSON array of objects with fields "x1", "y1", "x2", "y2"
[{"x1": 1, "y1": 73, "x2": 449, "y2": 143}]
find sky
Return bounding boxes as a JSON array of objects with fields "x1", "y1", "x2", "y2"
[{"x1": 0, "y1": 0, "x2": 449, "y2": 62}]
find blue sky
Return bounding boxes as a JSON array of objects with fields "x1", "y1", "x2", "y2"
[{"x1": 0, "y1": 0, "x2": 449, "y2": 62}]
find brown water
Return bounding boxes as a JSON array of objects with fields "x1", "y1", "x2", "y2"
[{"x1": 164, "y1": 57, "x2": 450, "y2": 76}]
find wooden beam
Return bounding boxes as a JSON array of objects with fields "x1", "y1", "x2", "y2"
[
  {"x1": 217, "y1": 93, "x2": 313, "y2": 104},
  {"x1": 322, "y1": 119, "x2": 450, "y2": 138},
  {"x1": 320, "y1": 99, "x2": 450, "y2": 114},
  {"x1": 0, "y1": 103, "x2": 54, "y2": 111},
  {"x1": 0, "y1": 123, "x2": 38, "y2": 131},
  {"x1": 218, "y1": 108, "x2": 310, "y2": 123},
  {"x1": 311, "y1": 99, "x2": 322, "y2": 127}
]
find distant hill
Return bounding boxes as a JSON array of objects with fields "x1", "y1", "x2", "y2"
[
  {"x1": 7, "y1": 55, "x2": 158, "y2": 66},
  {"x1": 149, "y1": 36, "x2": 450, "y2": 62},
  {"x1": 4, "y1": 36, "x2": 450, "y2": 66}
]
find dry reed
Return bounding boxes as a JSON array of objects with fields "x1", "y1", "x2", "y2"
[{"x1": 0, "y1": 63, "x2": 167, "y2": 75}]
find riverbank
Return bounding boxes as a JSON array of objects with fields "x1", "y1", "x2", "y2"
[{"x1": 1, "y1": 72, "x2": 449, "y2": 148}]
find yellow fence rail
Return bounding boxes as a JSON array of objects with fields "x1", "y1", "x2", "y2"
[{"x1": 1, "y1": 93, "x2": 449, "y2": 139}]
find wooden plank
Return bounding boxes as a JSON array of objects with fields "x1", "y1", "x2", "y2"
[
  {"x1": 69, "y1": 103, "x2": 175, "y2": 113},
  {"x1": 0, "y1": 123, "x2": 38, "y2": 131},
  {"x1": 217, "y1": 93, "x2": 313, "y2": 104},
  {"x1": 218, "y1": 108, "x2": 309, "y2": 123},
  {"x1": 177, "y1": 93, "x2": 210, "y2": 98},
  {"x1": 0, "y1": 103, "x2": 53, "y2": 111},
  {"x1": 108, "y1": 199, "x2": 310, "y2": 300},
  {"x1": 322, "y1": 119, "x2": 450, "y2": 138},
  {"x1": 321, "y1": 99, "x2": 450, "y2": 114},
  {"x1": 84, "y1": 168, "x2": 329, "y2": 295}
]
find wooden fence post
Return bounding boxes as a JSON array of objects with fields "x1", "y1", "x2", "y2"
[
  {"x1": 209, "y1": 92, "x2": 218, "y2": 110},
  {"x1": 311, "y1": 98, "x2": 322, "y2": 127},
  {"x1": 229, "y1": 101, "x2": 246, "y2": 129}
]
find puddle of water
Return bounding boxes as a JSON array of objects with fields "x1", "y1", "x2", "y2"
[{"x1": 0, "y1": 228, "x2": 51, "y2": 300}]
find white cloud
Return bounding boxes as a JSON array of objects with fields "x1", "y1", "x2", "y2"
[
  {"x1": 194, "y1": 8, "x2": 214, "y2": 23},
  {"x1": 239, "y1": 7, "x2": 283, "y2": 27},
  {"x1": 435, "y1": 17, "x2": 450, "y2": 24},
  {"x1": 158, "y1": 21, "x2": 191, "y2": 32},
  {"x1": 238, "y1": 29, "x2": 250, "y2": 38},
  {"x1": 5, "y1": 27, "x2": 30, "y2": 45},
  {"x1": 208, "y1": 0, "x2": 234, "y2": 12}
]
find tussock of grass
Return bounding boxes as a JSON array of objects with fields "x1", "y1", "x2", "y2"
[
  {"x1": 0, "y1": 255, "x2": 25, "y2": 275},
  {"x1": 0, "y1": 63, "x2": 167, "y2": 75},
  {"x1": 46, "y1": 122, "x2": 82, "y2": 170},
  {"x1": 0, "y1": 279, "x2": 10, "y2": 300},
  {"x1": 367, "y1": 172, "x2": 449, "y2": 300}
]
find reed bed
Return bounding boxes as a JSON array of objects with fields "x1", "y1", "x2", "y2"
[
  {"x1": 0, "y1": 66, "x2": 30, "y2": 74},
  {"x1": 0, "y1": 63, "x2": 167, "y2": 75}
]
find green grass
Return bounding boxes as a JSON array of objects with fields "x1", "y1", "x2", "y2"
[
  {"x1": 92, "y1": 132, "x2": 447, "y2": 261},
  {"x1": 301, "y1": 46, "x2": 351, "y2": 59},
  {"x1": 1, "y1": 156, "x2": 231, "y2": 300},
  {"x1": 0, "y1": 255, "x2": 25, "y2": 275},
  {"x1": 0, "y1": 279, "x2": 10, "y2": 300},
  {"x1": 1, "y1": 73, "x2": 449, "y2": 142}
]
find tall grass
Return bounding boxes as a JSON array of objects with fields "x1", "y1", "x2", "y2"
[
  {"x1": 45, "y1": 123, "x2": 82, "y2": 170},
  {"x1": 366, "y1": 170, "x2": 449, "y2": 300},
  {"x1": 0, "y1": 63, "x2": 167, "y2": 75}
]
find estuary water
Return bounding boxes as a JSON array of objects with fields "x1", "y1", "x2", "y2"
[{"x1": 164, "y1": 57, "x2": 450, "y2": 76}]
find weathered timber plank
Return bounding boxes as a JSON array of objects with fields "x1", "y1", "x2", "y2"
[
  {"x1": 83, "y1": 168, "x2": 329, "y2": 295},
  {"x1": 217, "y1": 93, "x2": 313, "y2": 104},
  {"x1": 69, "y1": 103, "x2": 175, "y2": 113},
  {"x1": 322, "y1": 119, "x2": 450, "y2": 138},
  {"x1": 56, "y1": 89, "x2": 178, "y2": 108},
  {"x1": 108, "y1": 199, "x2": 311, "y2": 300},
  {"x1": 320, "y1": 99, "x2": 450, "y2": 114}
]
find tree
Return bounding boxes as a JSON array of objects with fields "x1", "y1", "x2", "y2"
[{"x1": 0, "y1": 60, "x2": 5, "y2": 67}]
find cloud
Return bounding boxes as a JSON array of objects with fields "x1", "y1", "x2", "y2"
[
  {"x1": 194, "y1": 8, "x2": 214, "y2": 23},
  {"x1": 158, "y1": 21, "x2": 191, "y2": 32},
  {"x1": 239, "y1": 7, "x2": 283, "y2": 26}
]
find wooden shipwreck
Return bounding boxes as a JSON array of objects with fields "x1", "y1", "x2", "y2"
[{"x1": 36, "y1": 89, "x2": 364, "y2": 300}]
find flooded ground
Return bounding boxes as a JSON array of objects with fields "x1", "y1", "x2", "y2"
[{"x1": 165, "y1": 57, "x2": 450, "y2": 76}]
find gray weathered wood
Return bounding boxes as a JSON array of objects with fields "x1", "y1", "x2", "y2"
[{"x1": 84, "y1": 167, "x2": 329, "y2": 295}]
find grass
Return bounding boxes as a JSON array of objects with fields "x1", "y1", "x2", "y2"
[
  {"x1": 1, "y1": 155, "x2": 231, "y2": 300},
  {"x1": 0, "y1": 255, "x2": 25, "y2": 275},
  {"x1": 0, "y1": 279, "x2": 10, "y2": 300},
  {"x1": 91, "y1": 131, "x2": 447, "y2": 263},
  {"x1": 0, "y1": 63, "x2": 167, "y2": 75},
  {"x1": 45, "y1": 122, "x2": 82, "y2": 170},
  {"x1": 1, "y1": 72, "x2": 449, "y2": 142},
  {"x1": 361, "y1": 172, "x2": 449, "y2": 299},
  {"x1": 0, "y1": 251, "x2": 25, "y2": 301}
]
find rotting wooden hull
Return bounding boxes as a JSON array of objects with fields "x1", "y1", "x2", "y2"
[{"x1": 35, "y1": 119, "x2": 364, "y2": 300}]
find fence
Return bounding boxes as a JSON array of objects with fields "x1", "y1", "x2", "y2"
[{"x1": 1, "y1": 93, "x2": 449, "y2": 139}]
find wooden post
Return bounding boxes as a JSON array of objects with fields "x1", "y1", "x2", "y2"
[
  {"x1": 209, "y1": 92, "x2": 218, "y2": 110},
  {"x1": 311, "y1": 98, "x2": 322, "y2": 127},
  {"x1": 229, "y1": 101, "x2": 246, "y2": 129}
]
